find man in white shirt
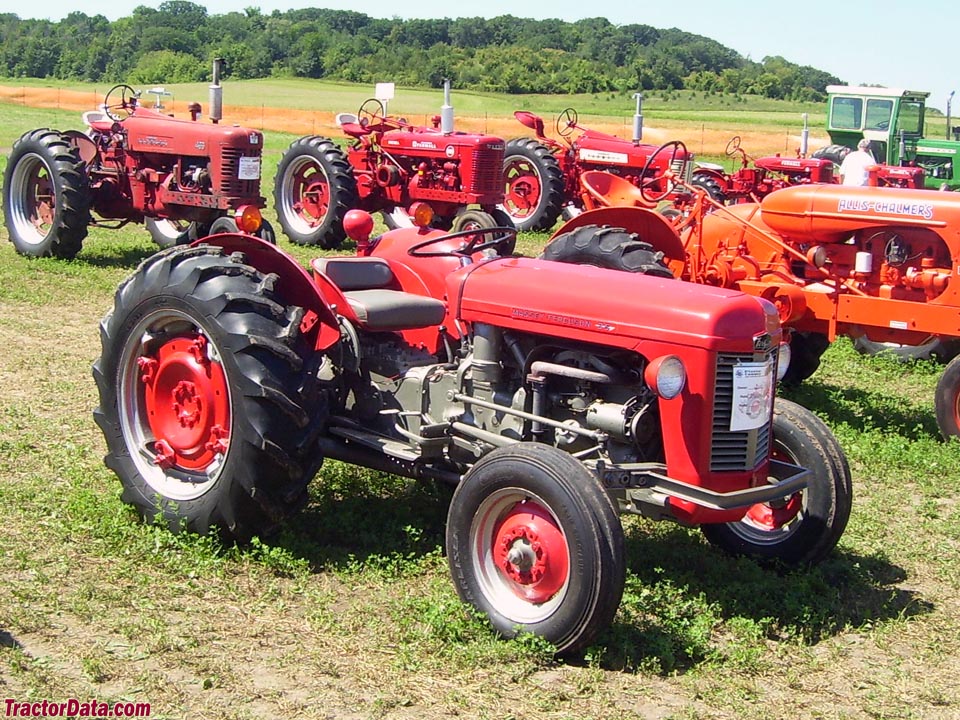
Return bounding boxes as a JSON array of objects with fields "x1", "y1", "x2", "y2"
[{"x1": 839, "y1": 138, "x2": 876, "y2": 186}]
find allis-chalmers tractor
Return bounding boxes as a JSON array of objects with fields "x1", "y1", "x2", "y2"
[
  {"x1": 273, "y1": 82, "x2": 510, "y2": 250},
  {"x1": 93, "y1": 204, "x2": 851, "y2": 654},
  {"x1": 500, "y1": 97, "x2": 693, "y2": 231},
  {"x1": 3, "y1": 62, "x2": 271, "y2": 260},
  {"x1": 544, "y1": 156, "x2": 960, "y2": 439}
]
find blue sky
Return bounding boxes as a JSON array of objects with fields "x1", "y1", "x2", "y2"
[{"x1": 3, "y1": 0, "x2": 957, "y2": 112}]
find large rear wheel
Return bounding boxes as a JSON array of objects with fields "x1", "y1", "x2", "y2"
[
  {"x1": 446, "y1": 444, "x2": 625, "y2": 655},
  {"x1": 701, "y1": 399, "x2": 851, "y2": 565},
  {"x1": 934, "y1": 355, "x2": 960, "y2": 439},
  {"x1": 540, "y1": 224, "x2": 674, "y2": 278},
  {"x1": 93, "y1": 246, "x2": 326, "y2": 541},
  {"x1": 274, "y1": 136, "x2": 358, "y2": 249},
  {"x1": 3, "y1": 128, "x2": 91, "y2": 259},
  {"x1": 500, "y1": 138, "x2": 566, "y2": 232}
]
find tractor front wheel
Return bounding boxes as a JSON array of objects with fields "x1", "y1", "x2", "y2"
[
  {"x1": 275, "y1": 136, "x2": 358, "y2": 249},
  {"x1": 3, "y1": 128, "x2": 91, "y2": 259},
  {"x1": 500, "y1": 138, "x2": 566, "y2": 232},
  {"x1": 781, "y1": 332, "x2": 831, "y2": 386},
  {"x1": 701, "y1": 399, "x2": 852, "y2": 565},
  {"x1": 146, "y1": 218, "x2": 205, "y2": 249},
  {"x1": 446, "y1": 444, "x2": 625, "y2": 655},
  {"x1": 934, "y1": 355, "x2": 960, "y2": 439},
  {"x1": 93, "y1": 245, "x2": 327, "y2": 542}
]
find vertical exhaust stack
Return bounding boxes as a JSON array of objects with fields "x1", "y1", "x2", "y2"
[
  {"x1": 800, "y1": 113, "x2": 809, "y2": 157},
  {"x1": 947, "y1": 91, "x2": 955, "y2": 141},
  {"x1": 632, "y1": 92, "x2": 644, "y2": 144},
  {"x1": 441, "y1": 78, "x2": 454, "y2": 135},
  {"x1": 209, "y1": 58, "x2": 224, "y2": 125}
]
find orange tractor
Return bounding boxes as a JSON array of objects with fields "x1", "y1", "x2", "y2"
[{"x1": 542, "y1": 156, "x2": 960, "y2": 439}]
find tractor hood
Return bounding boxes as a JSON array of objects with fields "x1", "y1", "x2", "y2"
[
  {"x1": 453, "y1": 257, "x2": 779, "y2": 352},
  {"x1": 759, "y1": 183, "x2": 956, "y2": 243},
  {"x1": 122, "y1": 107, "x2": 264, "y2": 155}
]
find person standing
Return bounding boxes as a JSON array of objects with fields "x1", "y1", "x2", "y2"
[{"x1": 839, "y1": 138, "x2": 876, "y2": 186}]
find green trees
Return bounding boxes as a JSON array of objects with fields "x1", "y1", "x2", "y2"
[{"x1": 0, "y1": 8, "x2": 840, "y2": 99}]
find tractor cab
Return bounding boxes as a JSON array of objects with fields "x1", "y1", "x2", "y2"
[{"x1": 824, "y1": 85, "x2": 959, "y2": 189}]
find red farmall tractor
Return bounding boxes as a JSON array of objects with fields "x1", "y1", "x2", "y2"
[
  {"x1": 93, "y1": 203, "x2": 851, "y2": 655},
  {"x1": 273, "y1": 81, "x2": 510, "y2": 249},
  {"x1": 3, "y1": 62, "x2": 271, "y2": 260},
  {"x1": 500, "y1": 96, "x2": 693, "y2": 231},
  {"x1": 543, "y1": 158, "x2": 960, "y2": 439}
]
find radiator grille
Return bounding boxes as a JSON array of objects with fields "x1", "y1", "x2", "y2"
[
  {"x1": 467, "y1": 145, "x2": 505, "y2": 194},
  {"x1": 711, "y1": 352, "x2": 773, "y2": 472},
  {"x1": 219, "y1": 148, "x2": 260, "y2": 197}
]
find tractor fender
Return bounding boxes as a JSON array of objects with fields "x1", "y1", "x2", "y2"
[
  {"x1": 549, "y1": 206, "x2": 686, "y2": 266},
  {"x1": 196, "y1": 233, "x2": 341, "y2": 351}
]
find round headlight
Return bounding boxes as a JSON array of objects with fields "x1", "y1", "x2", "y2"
[
  {"x1": 777, "y1": 340, "x2": 792, "y2": 381},
  {"x1": 644, "y1": 355, "x2": 686, "y2": 399}
]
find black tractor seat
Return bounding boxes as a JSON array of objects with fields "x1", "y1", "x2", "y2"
[{"x1": 312, "y1": 257, "x2": 446, "y2": 331}]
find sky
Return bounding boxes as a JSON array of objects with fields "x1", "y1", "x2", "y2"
[{"x1": 2, "y1": 0, "x2": 957, "y2": 113}]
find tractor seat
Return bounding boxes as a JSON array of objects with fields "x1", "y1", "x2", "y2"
[
  {"x1": 312, "y1": 257, "x2": 446, "y2": 331},
  {"x1": 82, "y1": 110, "x2": 114, "y2": 132}
]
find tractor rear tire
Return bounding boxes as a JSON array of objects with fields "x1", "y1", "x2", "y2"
[
  {"x1": 146, "y1": 218, "x2": 205, "y2": 249},
  {"x1": 3, "y1": 128, "x2": 92, "y2": 259},
  {"x1": 934, "y1": 355, "x2": 960, "y2": 439},
  {"x1": 446, "y1": 443, "x2": 625, "y2": 656},
  {"x1": 853, "y1": 336, "x2": 960, "y2": 364},
  {"x1": 540, "y1": 224, "x2": 675, "y2": 278},
  {"x1": 500, "y1": 138, "x2": 566, "y2": 232},
  {"x1": 812, "y1": 144, "x2": 851, "y2": 166},
  {"x1": 93, "y1": 245, "x2": 327, "y2": 542},
  {"x1": 701, "y1": 398, "x2": 852, "y2": 566},
  {"x1": 275, "y1": 135, "x2": 358, "y2": 249}
]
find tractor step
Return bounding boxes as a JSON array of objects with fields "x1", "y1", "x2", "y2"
[{"x1": 329, "y1": 425, "x2": 421, "y2": 461}]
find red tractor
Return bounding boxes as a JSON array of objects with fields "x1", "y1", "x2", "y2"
[
  {"x1": 274, "y1": 81, "x2": 511, "y2": 249},
  {"x1": 94, "y1": 203, "x2": 851, "y2": 655},
  {"x1": 3, "y1": 62, "x2": 272, "y2": 260},
  {"x1": 543, "y1": 159, "x2": 960, "y2": 438},
  {"x1": 500, "y1": 96, "x2": 693, "y2": 231}
]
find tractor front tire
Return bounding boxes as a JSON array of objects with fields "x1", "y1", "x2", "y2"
[
  {"x1": 3, "y1": 128, "x2": 91, "y2": 259},
  {"x1": 275, "y1": 136, "x2": 358, "y2": 249},
  {"x1": 934, "y1": 354, "x2": 960, "y2": 439},
  {"x1": 93, "y1": 245, "x2": 327, "y2": 542},
  {"x1": 781, "y1": 332, "x2": 831, "y2": 386},
  {"x1": 446, "y1": 443, "x2": 625, "y2": 656},
  {"x1": 146, "y1": 218, "x2": 205, "y2": 249},
  {"x1": 540, "y1": 224, "x2": 675, "y2": 278},
  {"x1": 500, "y1": 138, "x2": 566, "y2": 232},
  {"x1": 701, "y1": 398, "x2": 852, "y2": 566}
]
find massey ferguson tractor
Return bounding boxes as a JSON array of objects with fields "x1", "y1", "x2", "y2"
[
  {"x1": 93, "y1": 203, "x2": 851, "y2": 655},
  {"x1": 500, "y1": 96, "x2": 693, "y2": 231},
  {"x1": 545, "y1": 156, "x2": 960, "y2": 439},
  {"x1": 3, "y1": 61, "x2": 272, "y2": 260},
  {"x1": 273, "y1": 81, "x2": 511, "y2": 249}
]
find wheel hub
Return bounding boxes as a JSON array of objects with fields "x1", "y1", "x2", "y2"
[
  {"x1": 745, "y1": 492, "x2": 803, "y2": 529},
  {"x1": 138, "y1": 333, "x2": 230, "y2": 471},
  {"x1": 492, "y1": 502, "x2": 568, "y2": 603}
]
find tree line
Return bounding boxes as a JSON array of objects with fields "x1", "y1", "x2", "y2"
[{"x1": 0, "y1": 2, "x2": 841, "y2": 100}]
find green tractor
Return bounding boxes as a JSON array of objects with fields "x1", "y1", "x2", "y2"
[{"x1": 815, "y1": 84, "x2": 959, "y2": 189}]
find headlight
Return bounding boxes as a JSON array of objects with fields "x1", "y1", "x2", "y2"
[
  {"x1": 644, "y1": 355, "x2": 686, "y2": 399},
  {"x1": 776, "y1": 340, "x2": 792, "y2": 381}
]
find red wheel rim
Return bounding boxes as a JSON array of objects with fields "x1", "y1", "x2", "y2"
[
  {"x1": 139, "y1": 333, "x2": 230, "y2": 471},
  {"x1": 503, "y1": 157, "x2": 542, "y2": 219},
  {"x1": 491, "y1": 501, "x2": 569, "y2": 604}
]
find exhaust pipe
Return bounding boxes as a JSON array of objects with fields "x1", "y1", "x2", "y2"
[
  {"x1": 209, "y1": 58, "x2": 224, "y2": 124},
  {"x1": 440, "y1": 78, "x2": 454, "y2": 134},
  {"x1": 632, "y1": 92, "x2": 644, "y2": 143},
  {"x1": 947, "y1": 91, "x2": 955, "y2": 140},
  {"x1": 800, "y1": 113, "x2": 809, "y2": 157}
]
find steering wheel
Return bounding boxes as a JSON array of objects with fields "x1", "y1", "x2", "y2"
[
  {"x1": 556, "y1": 108, "x2": 579, "y2": 138},
  {"x1": 103, "y1": 84, "x2": 139, "y2": 122},
  {"x1": 407, "y1": 226, "x2": 518, "y2": 259},
  {"x1": 638, "y1": 140, "x2": 689, "y2": 203},
  {"x1": 725, "y1": 136, "x2": 742, "y2": 157},
  {"x1": 358, "y1": 98, "x2": 387, "y2": 129}
]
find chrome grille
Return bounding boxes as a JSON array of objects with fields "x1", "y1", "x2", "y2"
[{"x1": 711, "y1": 351, "x2": 774, "y2": 472}]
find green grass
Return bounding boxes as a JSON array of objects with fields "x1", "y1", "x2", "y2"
[{"x1": 0, "y1": 88, "x2": 959, "y2": 719}]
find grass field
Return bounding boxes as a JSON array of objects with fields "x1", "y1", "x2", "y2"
[{"x1": 0, "y1": 82, "x2": 959, "y2": 719}]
